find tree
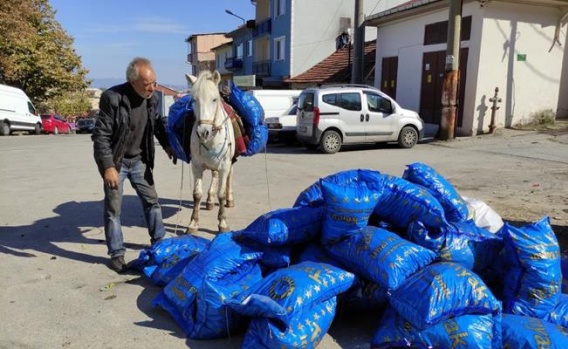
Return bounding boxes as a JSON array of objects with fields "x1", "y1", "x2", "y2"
[{"x1": 0, "y1": 0, "x2": 90, "y2": 108}]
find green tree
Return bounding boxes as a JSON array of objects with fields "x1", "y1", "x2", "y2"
[{"x1": 0, "y1": 0, "x2": 90, "y2": 108}]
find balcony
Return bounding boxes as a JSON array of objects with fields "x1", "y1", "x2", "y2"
[
  {"x1": 186, "y1": 53, "x2": 193, "y2": 63},
  {"x1": 253, "y1": 18, "x2": 271, "y2": 38},
  {"x1": 253, "y1": 60, "x2": 270, "y2": 77},
  {"x1": 224, "y1": 57, "x2": 243, "y2": 70}
]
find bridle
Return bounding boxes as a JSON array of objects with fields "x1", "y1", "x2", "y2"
[{"x1": 196, "y1": 96, "x2": 229, "y2": 133}]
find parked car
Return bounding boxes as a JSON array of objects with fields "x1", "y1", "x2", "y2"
[
  {"x1": 296, "y1": 84, "x2": 424, "y2": 154},
  {"x1": 76, "y1": 118, "x2": 95, "y2": 134},
  {"x1": 40, "y1": 114, "x2": 71, "y2": 134},
  {"x1": 0, "y1": 83, "x2": 42, "y2": 136},
  {"x1": 246, "y1": 89, "x2": 302, "y2": 121},
  {"x1": 264, "y1": 103, "x2": 299, "y2": 145}
]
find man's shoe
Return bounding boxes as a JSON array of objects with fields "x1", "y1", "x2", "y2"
[{"x1": 109, "y1": 256, "x2": 127, "y2": 273}]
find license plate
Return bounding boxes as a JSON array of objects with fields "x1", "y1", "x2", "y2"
[{"x1": 299, "y1": 126, "x2": 307, "y2": 133}]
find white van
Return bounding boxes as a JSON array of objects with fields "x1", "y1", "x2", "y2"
[
  {"x1": 0, "y1": 84, "x2": 42, "y2": 136},
  {"x1": 246, "y1": 89, "x2": 302, "y2": 119},
  {"x1": 246, "y1": 89, "x2": 302, "y2": 143}
]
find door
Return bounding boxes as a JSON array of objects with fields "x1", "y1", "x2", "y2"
[
  {"x1": 363, "y1": 91, "x2": 396, "y2": 142},
  {"x1": 330, "y1": 92, "x2": 366, "y2": 144},
  {"x1": 381, "y1": 57, "x2": 398, "y2": 99},
  {"x1": 420, "y1": 48, "x2": 469, "y2": 126}
]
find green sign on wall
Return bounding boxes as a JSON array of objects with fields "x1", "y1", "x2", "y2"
[{"x1": 517, "y1": 54, "x2": 527, "y2": 62}]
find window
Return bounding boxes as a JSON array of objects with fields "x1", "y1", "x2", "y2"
[
  {"x1": 274, "y1": 36, "x2": 285, "y2": 61},
  {"x1": 298, "y1": 93, "x2": 314, "y2": 112},
  {"x1": 236, "y1": 43, "x2": 244, "y2": 59},
  {"x1": 339, "y1": 93, "x2": 361, "y2": 111},
  {"x1": 275, "y1": 0, "x2": 285, "y2": 16},
  {"x1": 27, "y1": 102, "x2": 36, "y2": 115},
  {"x1": 216, "y1": 54, "x2": 221, "y2": 69},
  {"x1": 247, "y1": 40, "x2": 253, "y2": 57},
  {"x1": 365, "y1": 93, "x2": 393, "y2": 114},
  {"x1": 322, "y1": 94, "x2": 338, "y2": 106},
  {"x1": 424, "y1": 16, "x2": 472, "y2": 45}
]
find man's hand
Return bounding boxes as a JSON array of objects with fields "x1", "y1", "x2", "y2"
[
  {"x1": 165, "y1": 146, "x2": 177, "y2": 165},
  {"x1": 104, "y1": 167, "x2": 119, "y2": 189}
]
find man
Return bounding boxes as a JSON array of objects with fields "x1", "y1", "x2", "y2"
[{"x1": 92, "y1": 57, "x2": 176, "y2": 273}]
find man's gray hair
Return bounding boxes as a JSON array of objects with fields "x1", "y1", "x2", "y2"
[{"x1": 126, "y1": 57, "x2": 152, "y2": 82}]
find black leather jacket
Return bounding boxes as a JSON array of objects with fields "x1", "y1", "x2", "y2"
[{"x1": 92, "y1": 83, "x2": 169, "y2": 176}]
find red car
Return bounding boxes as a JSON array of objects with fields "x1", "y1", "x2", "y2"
[{"x1": 41, "y1": 114, "x2": 71, "y2": 134}]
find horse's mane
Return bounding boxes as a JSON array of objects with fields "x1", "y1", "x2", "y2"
[{"x1": 191, "y1": 71, "x2": 218, "y2": 97}]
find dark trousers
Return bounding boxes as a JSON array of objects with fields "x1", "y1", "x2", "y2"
[{"x1": 103, "y1": 157, "x2": 165, "y2": 257}]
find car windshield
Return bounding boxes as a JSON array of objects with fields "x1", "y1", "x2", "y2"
[
  {"x1": 283, "y1": 104, "x2": 297, "y2": 115},
  {"x1": 40, "y1": 115, "x2": 51, "y2": 119},
  {"x1": 78, "y1": 119, "x2": 94, "y2": 125}
]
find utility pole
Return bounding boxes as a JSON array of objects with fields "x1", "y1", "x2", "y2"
[
  {"x1": 439, "y1": 0, "x2": 463, "y2": 140},
  {"x1": 351, "y1": 0, "x2": 365, "y2": 84}
]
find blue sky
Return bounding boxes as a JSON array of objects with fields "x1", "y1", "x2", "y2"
[{"x1": 49, "y1": 0, "x2": 256, "y2": 87}]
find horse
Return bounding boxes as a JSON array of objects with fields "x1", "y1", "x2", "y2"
[{"x1": 185, "y1": 70, "x2": 235, "y2": 234}]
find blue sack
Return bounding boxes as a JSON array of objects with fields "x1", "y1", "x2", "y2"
[
  {"x1": 389, "y1": 262, "x2": 502, "y2": 331},
  {"x1": 226, "y1": 261, "x2": 355, "y2": 328},
  {"x1": 371, "y1": 306, "x2": 496, "y2": 349},
  {"x1": 241, "y1": 297, "x2": 336, "y2": 349},
  {"x1": 374, "y1": 175, "x2": 447, "y2": 229},
  {"x1": 321, "y1": 179, "x2": 381, "y2": 244},
  {"x1": 152, "y1": 232, "x2": 263, "y2": 338},
  {"x1": 241, "y1": 206, "x2": 323, "y2": 246},
  {"x1": 232, "y1": 232, "x2": 293, "y2": 269},
  {"x1": 166, "y1": 94, "x2": 194, "y2": 163},
  {"x1": 325, "y1": 226, "x2": 437, "y2": 290},
  {"x1": 294, "y1": 169, "x2": 382, "y2": 208},
  {"x1": 402, "y1": 162, "x2": 470, "y2": 222},
  {"x1": 502, "y1": 314, "x2": 568, "y2": 348},
  {"x1": 228, "y1": 82, "x2": 267, "y2": 156},
  {"x1": 134, "y1": 235, "x2": 209, "y2": 286},
  {"x1": 502, "y1": 217, "x2": 562, "y2": 318},
  {"x1": 546, "y1": 293, "x2": 568, "y2": 328}
]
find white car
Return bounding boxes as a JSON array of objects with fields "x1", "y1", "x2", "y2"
[
  {"x1": 296, "y1": 84, "x2": 424, "y2": 154},
  {"x1": 264, "y1": 103, "x2": 298, "y2": 145}
]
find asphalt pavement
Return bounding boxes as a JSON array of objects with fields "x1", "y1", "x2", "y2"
[{"x1": 1, "y1": 129, "x2": 567, "y2": 348}]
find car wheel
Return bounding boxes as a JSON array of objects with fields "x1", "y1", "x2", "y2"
[
  {"x1": 54, "y1": 127, "x2": 59, "y2": 135},
  {"x1": 34, "y1": 123, "x2": 42, "y2": 135},
  {"x1": 397, "y1": 126, "x2": 418, "y2": 148},
  {"x1": 0, "y1": 122, "x2": 10, "y2": 136},
  {"x1": 320, "y1": 130, "x2": 342, "y2": 154}
]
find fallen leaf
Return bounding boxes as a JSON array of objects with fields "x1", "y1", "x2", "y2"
[{"x1": 100, "y1": 282, "x2": 115, "y2": 291}]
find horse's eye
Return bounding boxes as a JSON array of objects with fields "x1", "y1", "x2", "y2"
[{"x1": 212, "y1": 98, "x2": 218, "y2": 103}]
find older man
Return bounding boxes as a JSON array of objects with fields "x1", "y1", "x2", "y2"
[{"x1": 92, "y1": 57, "x2": 176, "y2": 273}]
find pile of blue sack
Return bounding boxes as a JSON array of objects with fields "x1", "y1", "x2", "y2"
[
  {"x1": 133, "y1": 162, "x2": 568, "y2": 348},
  {"x1": 165, "y1": 82, "x2": 268, "y2": 163}
]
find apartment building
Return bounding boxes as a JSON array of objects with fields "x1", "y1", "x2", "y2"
[{"x1": 185, "y1": 33, "x2": 232, "y2": 77}]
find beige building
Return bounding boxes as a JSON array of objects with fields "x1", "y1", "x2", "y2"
[
  {"x1": 85, "y1": 88, "x2": 102, "y2": 111},
  {"x1": 185, "y1": 33, "x2": 231, "y2": 77}
]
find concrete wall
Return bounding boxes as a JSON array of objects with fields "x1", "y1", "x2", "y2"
[
  {"x1": 289, "y1": 0, "x2": 404, "y2": 78},
  {"x1": 374, "y1": 1, "x2": 565, "y2": 135},
  {"x1": 478, "y1": 2, "x2": 565, "y2": 128}
]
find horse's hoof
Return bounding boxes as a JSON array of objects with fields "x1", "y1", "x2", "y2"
[
  {"x1": 186, "y1": 227, "x2": 198, "y2": 235},
  {"x1": 205, "y1": 203, "x2": 214, "y2": 211},
  {"x1": 225, "y1": 200, "x2": 234, "y2": 208},
  {"x1": 218, "y1": 226, "x2": 230, "y2": 233}
]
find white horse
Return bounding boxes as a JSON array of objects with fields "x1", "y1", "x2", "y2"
[{"x1": 185, "y1": 70, "x2": 235, "y2": 234}]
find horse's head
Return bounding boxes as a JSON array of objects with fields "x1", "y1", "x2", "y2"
[{"x1": 186, "y1": 70, "x2": 224, "y2": 143}]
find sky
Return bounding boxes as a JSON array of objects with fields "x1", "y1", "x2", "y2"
[{"x1": 49, "y1": 0, "x2": 256, "y2": 87}]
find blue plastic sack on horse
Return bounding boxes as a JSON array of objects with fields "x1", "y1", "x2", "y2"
[
  {"x1": 228, "y1": 81, "x2": 267, "y2": 156},
  {"x1": 166, "y1": 94, "x2": 193, "y2": 163}
]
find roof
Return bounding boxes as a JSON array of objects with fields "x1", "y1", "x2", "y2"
[
  {"x1": 210, "y1": 40, "x2": 233, "y2": 51},
  {"x1": 185, "y1": 32, "x2": 228, "y2": 42},
  {"x1": 366, "y1": 0, "x2": 568, "y2": 26},
  {"x1": 285, "y1": 41, "x2": 377, "y2": 84}
]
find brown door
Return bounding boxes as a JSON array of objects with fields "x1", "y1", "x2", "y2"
[
  {"x1": 381, "y1": 56, "x2": 398, "y2": 99},
  {"x1": 420, "y1": 48, "x2": 468, "y2": 126}
]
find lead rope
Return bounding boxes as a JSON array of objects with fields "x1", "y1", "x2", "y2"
[{"x1": 263, "y1": 132, "x2": 273, "y2": 212}]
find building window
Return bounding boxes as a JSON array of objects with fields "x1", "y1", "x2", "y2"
[
  {"x1": 274, "y1": 36, "x2": 285, "y2": 61},
  {"x1": 247, "y1": 40, "x2": 253, "y2": 57},
  {"x1": 236, "y1": 43, "x2": 244, "y2": 59},
  {"x1": 275, "y1": 0, "x2": 285, "y2": 17},
  {"x1": 424, "y1": 16, "x2": 472, "y2": 45}
]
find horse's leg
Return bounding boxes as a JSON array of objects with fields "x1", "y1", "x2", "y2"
[
  {"x1": 225, "y1": 165, "x2": 234, "y2": 208},
  {"x1": 217, "y1": 166, "x2": 231, "y2": 232},
  {"x1": 205, "y1": 170, "x2": 218, "y2": 211},
  {"x1": 187, "y1": 165, "x2": 204, "y2": 235}
]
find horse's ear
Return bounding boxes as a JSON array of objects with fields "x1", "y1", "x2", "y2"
[
  {"x1": 186, "y1": 73, "x2": 197, "y2": 85},
  {"x1": 212, "y1": 70, "x2": 221, "y2": 85}
]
